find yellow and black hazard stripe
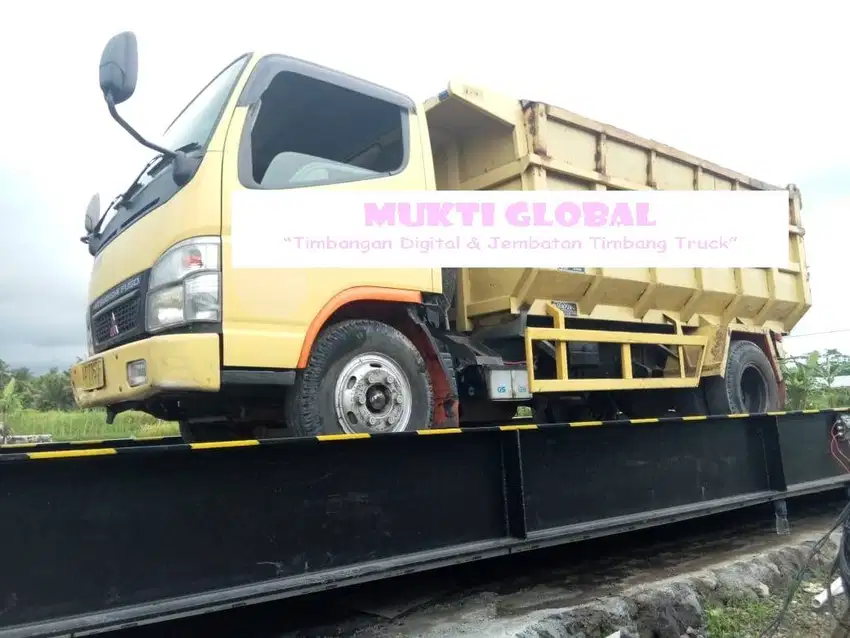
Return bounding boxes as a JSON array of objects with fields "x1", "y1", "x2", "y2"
[
  {"x1": 0, "y1": 434, "x2": 182, "y2": 454},
  {"x1": 2, "y1": 406, "x2": 846, "y2": 461}
]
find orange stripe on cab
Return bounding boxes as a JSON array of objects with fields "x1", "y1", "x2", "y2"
[{"x1": 296, "y1": 287, "x2": 423, "y2": 368}]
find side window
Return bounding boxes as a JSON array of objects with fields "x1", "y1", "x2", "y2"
[{"x1": 246, "y1": 71, "x2": 406, "y2": 189}]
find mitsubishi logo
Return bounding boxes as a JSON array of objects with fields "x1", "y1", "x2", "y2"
[{"x1": 109, "y1": 312, "x2": 120, "y2": 338}]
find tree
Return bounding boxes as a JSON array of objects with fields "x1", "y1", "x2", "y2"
[
  {"x1": 0, "y1": 378, "x2": 23, "y2": 424},
  {"x1": 781, "y1": 349, "x2": 850, "y2": 410},
  {"x1": 782, "y1": 351, "x2": 822, "y2": 410},
  {"x1": 1, "y1": 349, "x2": 850, "y2": 415},
  {"x1": 0, "y1": 359, "x2": 10, "y2": 390},
  {"x1": 10, "y1": 367, "x2": 36, "y2": 408},
  {"x1": 819, "y1": 349, "x2": 850, "y2": 387},
  {"x1": 0, "y1": 359, "x2": 76, "y2": 412},
  {"x1": 30, "y1": 368, "x2": 75, "y2": 411}
]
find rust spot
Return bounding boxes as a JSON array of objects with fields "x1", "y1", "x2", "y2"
[
  {"x1": 526, "y1": 107, "x2": 549, "y2": 159},
  {"x1": 405, "y1": 323, "x2": 459, "y2": 429}
]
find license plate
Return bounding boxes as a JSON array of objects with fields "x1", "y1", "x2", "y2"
[{"x1": 78, "y1": 358, "x2": 105, "y2": 391}]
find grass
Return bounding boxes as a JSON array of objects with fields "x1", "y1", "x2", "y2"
[
  {"x1": 6, "y1": 409, "x2": 179, "y2": 441},
  {"x1": 703, "y1": 562, "x2": 842, "y2": 638},
  {"x1": 705, "y1": 599, "x2": 777, "y2": 637},
  {"x1": 7, "y1": 403, "x2": 533, "y2": 443}
]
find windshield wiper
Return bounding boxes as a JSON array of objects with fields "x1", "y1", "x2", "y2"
[
  {"x1": 90, "y1": 142, "x2": 205, "y2": 251},
  {"x1": 113, "y1": 155, "x2": 163, "y2": 210},
  {"x1": 114, "y1": 142, "x2": 202, "y2": 210}
]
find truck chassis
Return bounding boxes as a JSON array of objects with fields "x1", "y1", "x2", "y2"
[{"x1": 1, "y1": 408, "x2": 848, "y2": 637}]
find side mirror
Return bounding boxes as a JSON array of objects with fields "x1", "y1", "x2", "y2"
[
  {"x1": 97, "y1": 32, "x2": 177, "y2": 162},
  {"x1": 99, "y1": 31, "x2": 138, "y2": 105},
  {"x1": 84, "y1": 193, "x2": 101, "y2": 234}
]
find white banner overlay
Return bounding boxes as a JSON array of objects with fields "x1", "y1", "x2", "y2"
[{"x1": 231, "y1": 189, "x2": 789, "y2": 269}]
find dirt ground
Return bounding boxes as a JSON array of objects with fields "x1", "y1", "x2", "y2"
[{"x1": 345, "y1": 529, "x2": 850, "y2": 637}]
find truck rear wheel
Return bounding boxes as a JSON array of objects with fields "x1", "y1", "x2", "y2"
[
  {"x1": 286, "y1": 319, "x2": 434, "y2": 437},
  {"x1": 704, "y1": 339, "x2": 780, "y2": 415}
]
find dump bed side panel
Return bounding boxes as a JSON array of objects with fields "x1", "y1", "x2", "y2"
[{"x1": 424, "y1": 85, "x2": 811, "y2": 335}]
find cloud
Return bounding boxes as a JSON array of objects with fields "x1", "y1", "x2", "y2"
[
  {"x1": 0, "y1": 168, "x2": 89, "y2": 369},
  {"x1": 782, "y1": 192, "x2": 850, "y2": 357},
  {"x1": 0, "y1": 0, "x2": 847, "y2": 369}
]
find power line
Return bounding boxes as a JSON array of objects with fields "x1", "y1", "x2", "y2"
[{"x1": 785, "y1": 329, "x2": 850, "y2": 339}]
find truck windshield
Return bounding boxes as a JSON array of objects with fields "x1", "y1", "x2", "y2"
[
  {"x1": 159, "y1": 54, "x2": 249, "y2": 153},
  {"x1": 94, "y1": 55, "x2": 250, "y2": 246}
]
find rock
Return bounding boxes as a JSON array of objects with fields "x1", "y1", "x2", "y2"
[
  {"x1": 631, "y1": 583, "x2": 703, "y2": 638},
  {"x1": 2, "y1": 433, "x2": 53, "y2": 444},
  {"x1": 352, "y1": 529, "x2": 842, "y2": 638}
]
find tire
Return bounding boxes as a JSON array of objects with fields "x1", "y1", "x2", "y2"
[
  {"x1": 286, "y1": 319, "x2": 434, "y2": 437},
  {"x1": 704, "y1": 339, "x2": 780, "y2": 414}
]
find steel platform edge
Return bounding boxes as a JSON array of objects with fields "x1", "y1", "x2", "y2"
[{"x1": 1, "y1": 408, "x2": 849, "y2": 638}]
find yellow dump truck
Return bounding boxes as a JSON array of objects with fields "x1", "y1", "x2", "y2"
[{"x1": 71, "y1": 32, "x2": 810, "y2": 441}]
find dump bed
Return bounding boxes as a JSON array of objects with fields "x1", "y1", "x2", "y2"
[{"x1": 423, "y1": 82, "x2": 810, "y2": 337}]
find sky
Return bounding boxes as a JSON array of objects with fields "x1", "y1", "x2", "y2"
[{"x1": 0, "y1": 0, "x2": 847, "y2": 372}]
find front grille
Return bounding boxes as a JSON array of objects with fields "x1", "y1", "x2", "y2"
[
  {"x1": 92, "y1": 296, "x2": 141, "y2": 344},
  {"x1": 89, "y1": 271, "x2": 149, "y2": 351}
]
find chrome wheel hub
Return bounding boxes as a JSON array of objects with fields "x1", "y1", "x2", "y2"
[{"x1": 334, "y1": 353, "x2": 412, "y2": 434}]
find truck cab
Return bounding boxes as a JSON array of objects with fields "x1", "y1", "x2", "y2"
[{"x1": 75, "y1": 36, "x2": 453, "y2": 441}]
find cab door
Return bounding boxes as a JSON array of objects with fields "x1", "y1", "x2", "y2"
[{"x1": 220, "y1": 54, "x2": 439, "y2": 370}]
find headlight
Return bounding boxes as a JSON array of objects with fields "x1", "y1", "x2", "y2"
[{"x1": 146, "y1": 236, "x2": 221, "y2": 333}]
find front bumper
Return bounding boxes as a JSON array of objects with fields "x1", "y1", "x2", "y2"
[{"x1": 70, "y1": 334, "x2": 220, "y2": 408}]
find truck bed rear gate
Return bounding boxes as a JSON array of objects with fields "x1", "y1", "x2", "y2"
[{"x1": 0, "y1": 409, "x2": 846, "y2": 638}]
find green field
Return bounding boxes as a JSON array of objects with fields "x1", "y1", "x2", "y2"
[
  {"x1": 7, "y1": 406, "x2": 533, "y2": 443},
  {"x1": 7, "y1": 409, "x2": 179, "y2": 441}
]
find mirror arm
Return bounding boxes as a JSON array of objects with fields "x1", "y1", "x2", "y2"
[
  {"x1": 81, "y1": 233, "x2": 97, "y2": 255},
  {"x1": 105, "y1": 92, "x2": 176, "y2": 159}
]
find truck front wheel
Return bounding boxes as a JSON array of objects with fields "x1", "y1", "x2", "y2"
[{"x1": 286, "y1": 319, "x2": 434, "y2": 437}]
